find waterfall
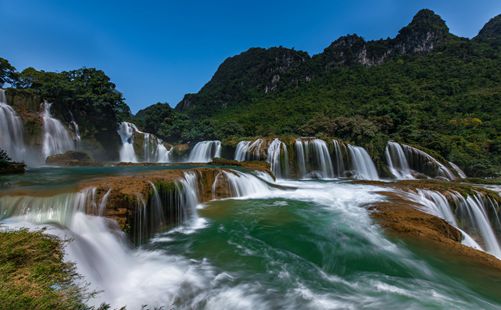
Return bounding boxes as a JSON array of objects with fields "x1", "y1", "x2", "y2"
[
  {"x1": 385, "y1": 141, "x2": 414, "y2": 179},
  {"x1": 449, "y1": 162, "x2": 467, "y2": 179},
  {"x1": 267, "y1": 138, "x2": 289, "y2": 178},
  {"x1": 187, "y1": 140, "x2": 221, "y2": 163},
  {"x1": 407, "y1": 189, "x2": 501, "y2": 258},
  {"x1": 0, "y1": 188, "x2": 103, "y2": 224},
  {"x1": 294, "y1": 138, "x2": 334, "y2": 178},
  {"x1": 233, "y1": 139, "x2": 265, "y2": 161},
  {"x1": 42, "y1": 101, "x2": 74, "y2": 160},
  {"x1": 0, "y1": 89, "x2": 26, "y2": 162},
  {"x1": 0, "y1": 187, "x2": 204, "y2": 308},
  {"x1": 234, "y1": 141, "x2": 251, "y2": 161},
  {"x1": 295, "y1": 139, "x2": 307, "y2": 178},
  {"x1": 70, "y1": 120, "x2": 81, "y2": 148},
  {"x1": 118, "y1": 122, "x2": 170, "y2": 163},
  {"x1": 398, "y1": 143, "x2": 456, "y2": 179},
  {"x1": 332, "y1": 139, "x2": 347, "y2": 177},
  {"x1": 347, "y1": 145, "x2": 379, "y2": 180},
  {"x1": 222, "y1": 170, "x2": 272, "y2": 197},
  {"x1": 117, "y1": 122, "x2": 138, "y2": 163},
  {"x1": 143, "y1": 133, "x2": 171, "y2": 163}
]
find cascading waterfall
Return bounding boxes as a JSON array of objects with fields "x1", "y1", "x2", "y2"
[
  {"x1": 347, "y1": 145, "x2": 379, "y2": 180},
  {"x1": 117, "y1": 122, "x2": 138, "y2": 163},
  {"x1": 294, "y1": 138, "x2": 335, "y2": 178},
  {"x1": 234, "y1": 139, "x2": 265, "y2": 161},
  {"x1": 332, "y1": 139, "x2": 347, "y2": 177},
  {"x1": 0, "y1": 89, "x2": 26, "y2": 162},
  {"x1": 42, "y1": 101, "x2": 75, "y2": 160},
  {"x1": 222, "y1": 170, "x2": 272, "y2": 197},
  {"x1": 385, "y1": 141, "x2": 414, "y2": 179},
  {"x1": 118, "y1": 122, "x2": 170, "y2": 163},
  {"x1": 187, "y1": 140, "x2": 221, "y2": 163},
  {"x1": 407, "y1": 189, "x2": 501, "y2": 258},
  {"x1": 267, "y1": 138, "x2": 288, "y2": 178},
  {"x1": 143, "y1": 133, "x2": 171, "y2": 163},
  {"x1": 70, "y1": 120, "x2": 81, "y2": 148},
  {"x1": 234, "y1": 141, "x2": 251, "y2": 161},
  {"x1": 449, "y1": 162, "x2": 467, "y2": 179},
  {"x1": 397, "y1": 143, "x2": 456, "y2": 180},
  {"x1": 0, "y1": 188, "x2": 103, "y2": 223}
]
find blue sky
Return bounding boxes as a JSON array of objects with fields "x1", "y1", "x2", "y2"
[{"x1": 1, "y1": 0, "x2": 501, "y2": 113}]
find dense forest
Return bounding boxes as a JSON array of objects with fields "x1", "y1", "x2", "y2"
[{"x1": 1, "y1": 9, "x2": 500, "y2": 176}]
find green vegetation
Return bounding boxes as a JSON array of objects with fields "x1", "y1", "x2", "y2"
[
  {"x1": 3, "y1": 62, "x2": 131, "y2": 160},
  {"x1": 0, "y1": 229, "x2": 88, "y2": 309},
  {"x1": 1, "y1": 9, "x2": 500, "y2": 176},
  {"x1": 153, "y1": 9, "x2": 500, "y2": 177}
]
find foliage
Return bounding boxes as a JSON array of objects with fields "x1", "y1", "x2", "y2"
[
  {"x1": 163, "y1": 20, "x2": 501, "y2": 176},
  {"x1": 0, "y1": 149, "x2": 12, "y2": 163},
  {"x1": 0, "y1": 57, "x2": 18, "y2": 87},
  {"x1": 0, "y1": 230, "x2": 89, "y2": 309},
  {"x1": 134, "y1": 102, "x2": 173, "y2": 137}
]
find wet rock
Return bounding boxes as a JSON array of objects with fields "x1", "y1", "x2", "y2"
[{"x1": 46, "y1": 151, "x2": 95, "y2": 166}]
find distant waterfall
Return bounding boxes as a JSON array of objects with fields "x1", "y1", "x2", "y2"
[
  {"x1": 407, "y1": 190, "x2": 501, "y2": 258},
  {"x1": 449, "y1": 162, "x2": 467, "y2": 179},
  {"x1": 399, "y1": 143, "x2": 456, "y2": 179},
  {"x1": 187, "y1": 140, "x2": 221, "y2": 163},
  {"x1": 117, "y1": 122, "x2": 138, "y2": 163},
  {"x1": 234, "y1": 139, "x2": 265, "y2": 161},
  {"x1": 117, "y1": 122, "x2": 170, "y2": 163},
  {"x1": 294, "y1": 138, "x2": 334, "y2": 178},
  {"x1": 235, "y1": 141, "x2": 251, "y2": 161},
  {"x1": 385, "y1": 141, "x2": 414, "y2": 179},
  {"x1": 42, "y1": 101, "x2": 74, "y2": 160},
  {"x1": 267, "y1": 138, "x2": 289, "y2": 178},
  {"x1": 347, "y1": 145, "x2": 379, "y2": 180},
  {"x1": 0, "y1": 89, "x2": 26, "y2": 162},
  {"x1": 332, "y1": 140, "x2": 347, "y2": 177},
  {"x1": 143, "y1": 133, "x2": 171, "y2": 163}
]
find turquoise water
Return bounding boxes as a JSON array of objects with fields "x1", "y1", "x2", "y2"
[
  {"x1": 143, "y1": 181, "x2": 501, "y2": 308},
  {"x1": 1, "y1": 168, "x2": 500, "y2": 309}
]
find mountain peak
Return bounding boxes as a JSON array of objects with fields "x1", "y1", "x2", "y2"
[
  {"x1": 394, "y1": 9, "x2": 450, "y2": 53},
  {"x1": 476, "y1": 14, "x2": 501, "y2": 43}
]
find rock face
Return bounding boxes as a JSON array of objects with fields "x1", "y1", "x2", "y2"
[
  {"x1": 45, "y1": 151, "x2": 95, "y2": 166},
  {"x1": 316, "y1": 9, "x2": 451, "y2": 68},
  {"x1": 175, "y1": 9, "x2": 453, "y2": 115},
  {"x1": 79, "y1": 165, "x2": 271, "y2": 244},
  {"x1": 475, "y1": 14, "x2": 501, "y2": 43}
]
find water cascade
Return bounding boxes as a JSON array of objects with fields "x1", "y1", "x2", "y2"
[
  {"x1": 70, "y1": 120, "x2": 81, "y2": 148},
  {"x1": 187, "y1": 140, "x2": 221, "y2": 163},
  {"x1": 234, "y1": 139, "x2": 265, "y2": 161},
  {"x1": 294, "y1": 138, "x2": 335, "y2": 178},
  {"x1": 347, "y1": 145, "x2": 379, "y2": 180},
  {"x1": 222, "y1": 170, "x2": 272, "y2": 197},
  {"x1": 42, "y1": 101, "x2": 75, "y2": 160},
  {"x1": 143, "y1": 133, "x2": 171, "y2": 163},
  {"x1": 234, "y1": 141, "x2": 251, "y2": 161},
  {"x1": 267, "y1": 138, "x2": 289, "y2": 178},
  {"x1": 117, "y1": 122, "x2": 138, "y2": 163},
  {"x1": 0, "y1": 89, "x2": 26, "y2": 162},
  {"x1": 385, "y1": 141, "x2": 414, "y2": 179},
  {"x1": 449, "y1": 162, "x2": 467, "y2": 179},
  {"x1": 332, "y1": 139, "x2": 347, "y2": 177},
  {"x1": 407, "y1": 189, "x2": 501, "y2": 258},
  {"x1": 394, "y1": 142, "x2": 456, "y2": 179}
]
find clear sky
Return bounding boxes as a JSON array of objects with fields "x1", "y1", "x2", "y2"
[{"x1": 1, "y1": 0, "x2": 501, "y2": 113}]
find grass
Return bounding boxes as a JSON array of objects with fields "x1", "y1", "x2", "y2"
[{"x1": 0, "y1": 229, "x2": 89, "y2": 309}]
